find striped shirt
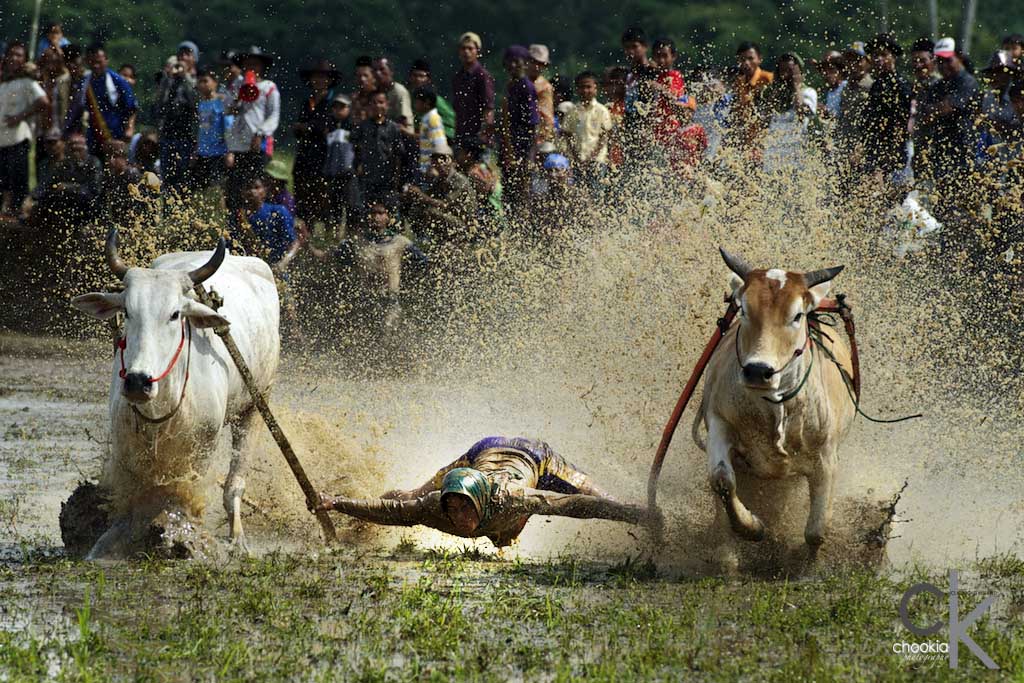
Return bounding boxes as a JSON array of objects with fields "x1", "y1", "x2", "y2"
[{"x1": 418, "y1": 108, "x2": 446, "y2": 173}]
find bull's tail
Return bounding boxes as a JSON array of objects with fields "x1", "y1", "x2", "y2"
[{"x1": 691, "y1": 398, "x2": 707, "y2": 452}]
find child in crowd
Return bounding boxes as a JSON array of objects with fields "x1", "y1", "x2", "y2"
[
  {"x1": 101, "y1": 139, "x2": 144, "y2": 222},
  {"x1": 264, "y1": 159, "x2": 296, "y2": 215},
  {"x1": 412, "y1": 86, "x2": 446, "y2": 176},
  {"x1": 562, "y1": 71, "x2": 612, "y2": 193},
  {"x1": 602, "y1": 66, "x2": 627, "y2": 169},
  {"x1": 323, "y1": 93, "x2": 359, "y2": 237},
  {"x1": 650, "y1": 39, "x2": 707, "y2": 172},
  {"x1": 194, "y1": 70, "x2": 229, "y2": 189},
  {"x1": 231, "y1": 174, "x2": 300, "y2": 273}
]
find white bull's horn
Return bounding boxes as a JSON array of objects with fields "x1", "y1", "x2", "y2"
[
  {"x1": 719, "y1": 247, "x2": 752, "y2": 279},
  {"x1": 105, "y1": 228, "x2": 129, "y2": 280},
  {"x1": 803, "y1": 266, "x2": 845, "y2": 287},
  {"x1": 188, "y1": 238, "x2": 227, "y2": 285}
]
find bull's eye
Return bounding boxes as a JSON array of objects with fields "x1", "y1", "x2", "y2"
[
  {"x1": 170, "y1": 311, "x2": 180, "y2": 321},
  {"x1": 793, "y1": 312, "x2": 803, "y2": 324}
]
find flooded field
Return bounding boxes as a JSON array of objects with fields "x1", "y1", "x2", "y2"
[{"x1": 2, "y1": 153, "x2": 1024, "y2": 678}]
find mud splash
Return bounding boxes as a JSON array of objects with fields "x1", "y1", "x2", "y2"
[{"x1": 3, "y1": 131, "x2": 1022, "y2": 570}]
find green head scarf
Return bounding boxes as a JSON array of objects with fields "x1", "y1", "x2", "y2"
[{"x1": 440, "y1": 468, "x2": 492, "y2": 521}]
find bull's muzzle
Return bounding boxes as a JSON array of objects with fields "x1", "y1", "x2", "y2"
[
  {"x1": 741, "y1": 362, "x2": 775, "y2": 386},
  {"x1": 123, "y1": 372, "x2": 155, "y2": 403}
]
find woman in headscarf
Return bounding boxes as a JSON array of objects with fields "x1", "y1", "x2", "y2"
[{"x1": 315, "y1": 436, "x2": 656, "y2": 547}]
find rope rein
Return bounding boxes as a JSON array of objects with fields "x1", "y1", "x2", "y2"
[{"x1": 115, "y1": 319, "x2": 194, "y2": 426}]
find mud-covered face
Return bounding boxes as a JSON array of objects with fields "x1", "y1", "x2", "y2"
[{"x1": 442, "y1": 494, "x2": 480, "y2": 534}]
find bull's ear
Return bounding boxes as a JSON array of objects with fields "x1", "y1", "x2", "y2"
[
  {"x1": 182, "y1": 300, "x2": 229, "y2": 329},
  {"x1": 71, "y1": 292, "x2": 124, "y2": 320},
  {"x1": 807, "y1": 280, "x2": 831, "y2": 308},
  {"x1": 728, "y1": 274, "x2": 744, "y2": 296}
]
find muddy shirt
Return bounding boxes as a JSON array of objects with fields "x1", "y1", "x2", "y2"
[{"x1": 327, "y1": 437, "x2": 642, "y2": 546}]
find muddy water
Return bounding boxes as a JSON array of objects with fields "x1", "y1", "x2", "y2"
[{"x1": 2, "y1": 145, "x2": 1022, "y2": 571}]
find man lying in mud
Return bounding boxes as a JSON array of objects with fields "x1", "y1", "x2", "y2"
[{"x1": 315, "y1": 436, "x2": 658, "y2": 546}]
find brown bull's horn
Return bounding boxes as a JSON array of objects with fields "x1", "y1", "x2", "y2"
[
  {"x1": 188, "y1": 238, "x2": 227, "y2": 285},
  {"x1": 719, "y1": 247, "x2": 752, "y2": 279},
  {"x1": 803, "y1": 266, "x2": 845, "y2": 287},
  {"x1": 105, "y1": 228, "x2": 129, "y2": 280}
]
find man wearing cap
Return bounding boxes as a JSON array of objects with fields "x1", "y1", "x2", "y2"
[
  {"x1": 315, "y1": 436, "x2": 653, "y2": 547},
  {"x1": 403, "y1": 141, "x2": 477, "y2": 244},
  {"x1": 224, "y1": 47, "x2": 280, "y2": 211},
  {"x1": 407, "y1": 58, "x2": 456, "y2": 140},
  {"x1": 528, "y1": 44, "x2": 555, "y2": 144},
  {"x1": 916, "y1": 37, "x2": 981, "y2": 193},
  {"x1": 862, "y1": 33, "x2": 911, "y2": 178},
  {"x1": 452, "y1": 32, "x2": 495, "y2": 147},
  {"x1": 293, "y1": 58, "x2": 342, "y2": 224},
  {"x1": 176, "y1": 41, "x2": 199, "y2": 85},
  {"x1": 978, "y1": 50, "x2": 1022, "y2": 148}
]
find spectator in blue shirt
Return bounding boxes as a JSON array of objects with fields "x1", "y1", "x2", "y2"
[
  {"x1": 65, "y1": 44, "x2": 137, "y2": 158},
  {"x1": 231, "y1": 175, "x2": 301, "y2": 272},
  {"x1": 194, "y1": 70, "x2": 228, "y2": 188},
  {"x1": 36, "y1": 23, "x2": 70, "y2": 59}
]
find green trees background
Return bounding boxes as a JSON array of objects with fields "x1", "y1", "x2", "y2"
[{"x1": 4, "y1": 0, "x2": 1019, "y2": 127}]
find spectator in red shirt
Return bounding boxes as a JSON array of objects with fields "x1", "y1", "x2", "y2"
[{"x1": 650, "y1": 38, "x2": 706, "y2": 173}]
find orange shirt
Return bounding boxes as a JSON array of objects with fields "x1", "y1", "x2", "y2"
[{"x1": 730, "y1": 67, "x2": 774, "y2": 147}]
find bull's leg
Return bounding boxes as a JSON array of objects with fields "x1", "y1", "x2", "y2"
[
  {"x1": 804, "y1": 446, "x2": 838, "y2": 549},
  {"x1": 707, "y1": 415, "x2": 765, "y2": 542},
  {"x1": 225, "y1": 406, "x2": 257, "y2": 553}
]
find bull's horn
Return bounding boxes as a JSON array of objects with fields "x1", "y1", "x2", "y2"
[
  {"x1": 719, "y1": 247, "x2": 752, "y2": 279},
  {"x1": 188, "y1": 238, "x2": 227, "y2": 285},
  {"x1": 105, "y1": 228, "x2": 129, "y2": 280},
  {"x1": 804, "y1": 266, "x2": 845, "y2": 287}
]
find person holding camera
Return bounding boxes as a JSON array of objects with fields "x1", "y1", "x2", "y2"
[{"x1": 154, "y1": 55, "x2": 198, "y2": 192}]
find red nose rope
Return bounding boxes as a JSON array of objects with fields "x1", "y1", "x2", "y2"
[
  {"x1": 646, "y1": 294, "x2": 920, "y2": 510},
  {"x1": 115, "y1": 319, "x2": 193, "y2": 425}
]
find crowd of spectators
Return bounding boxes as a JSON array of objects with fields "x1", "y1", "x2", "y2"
[{"x1": 2, "y1": 22, "x2": 1023, "y2": 285}]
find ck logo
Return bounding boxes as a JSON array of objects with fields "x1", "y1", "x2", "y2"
[{"x1": 898, "y1": 569, "x2": 999, "y2": 669}]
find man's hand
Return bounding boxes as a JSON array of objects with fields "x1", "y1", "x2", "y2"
[
  {"x1": 225, "y1": 152, "x2": 235, "y2": 168},
  {"x1": 250, "y1": 134, "x2": 262, "y2": 152},
  {"x1": 313, "y1": 491, "x2": 335, "y2": 512}
]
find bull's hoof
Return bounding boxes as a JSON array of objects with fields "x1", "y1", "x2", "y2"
[
  {"x1": 710, "y1": 466, "x2": 734, "y2": 502},
  {"x1": 732, "y1": 515, "x2": 766, "y2": 542},
  {"x1": 60, "y1": 482, "x2": 111, "y2": 559},
  {"x1": 805, "y1": 530, "x2": 826, "y2": 549}
]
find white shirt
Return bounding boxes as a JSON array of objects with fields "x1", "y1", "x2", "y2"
[
  {"x1": 763, "y1": 85, "x2": 818, "y2": 172},
  {"x1": 0, "y1": 77, "x2": 45, "y2": 148},
  {"x1": 223, "y1": 77, "x2": 280, "y2": 152},
  {"x1": 563, "y1": 99, "x2": 612, "y2": 165}
]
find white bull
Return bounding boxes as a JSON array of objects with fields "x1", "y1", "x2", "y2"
[
  {"x1": 71, "y1": 229, "x2": 280, "y2": 559},
  {"x1": 694, "y1": 248, "x2": 855, "y2": 570}
]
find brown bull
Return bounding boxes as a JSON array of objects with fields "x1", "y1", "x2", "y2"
[{"x1": 694, "y1": 248, "x2": 855, "y2": 569}]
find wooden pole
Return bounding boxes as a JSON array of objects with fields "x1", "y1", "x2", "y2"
[
  {"x1": 28, "y1": 0, "x2": 43, "y2": 61},
  {"x1": 194, "y1": 283, "x2": 337, "y2": 544}
]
